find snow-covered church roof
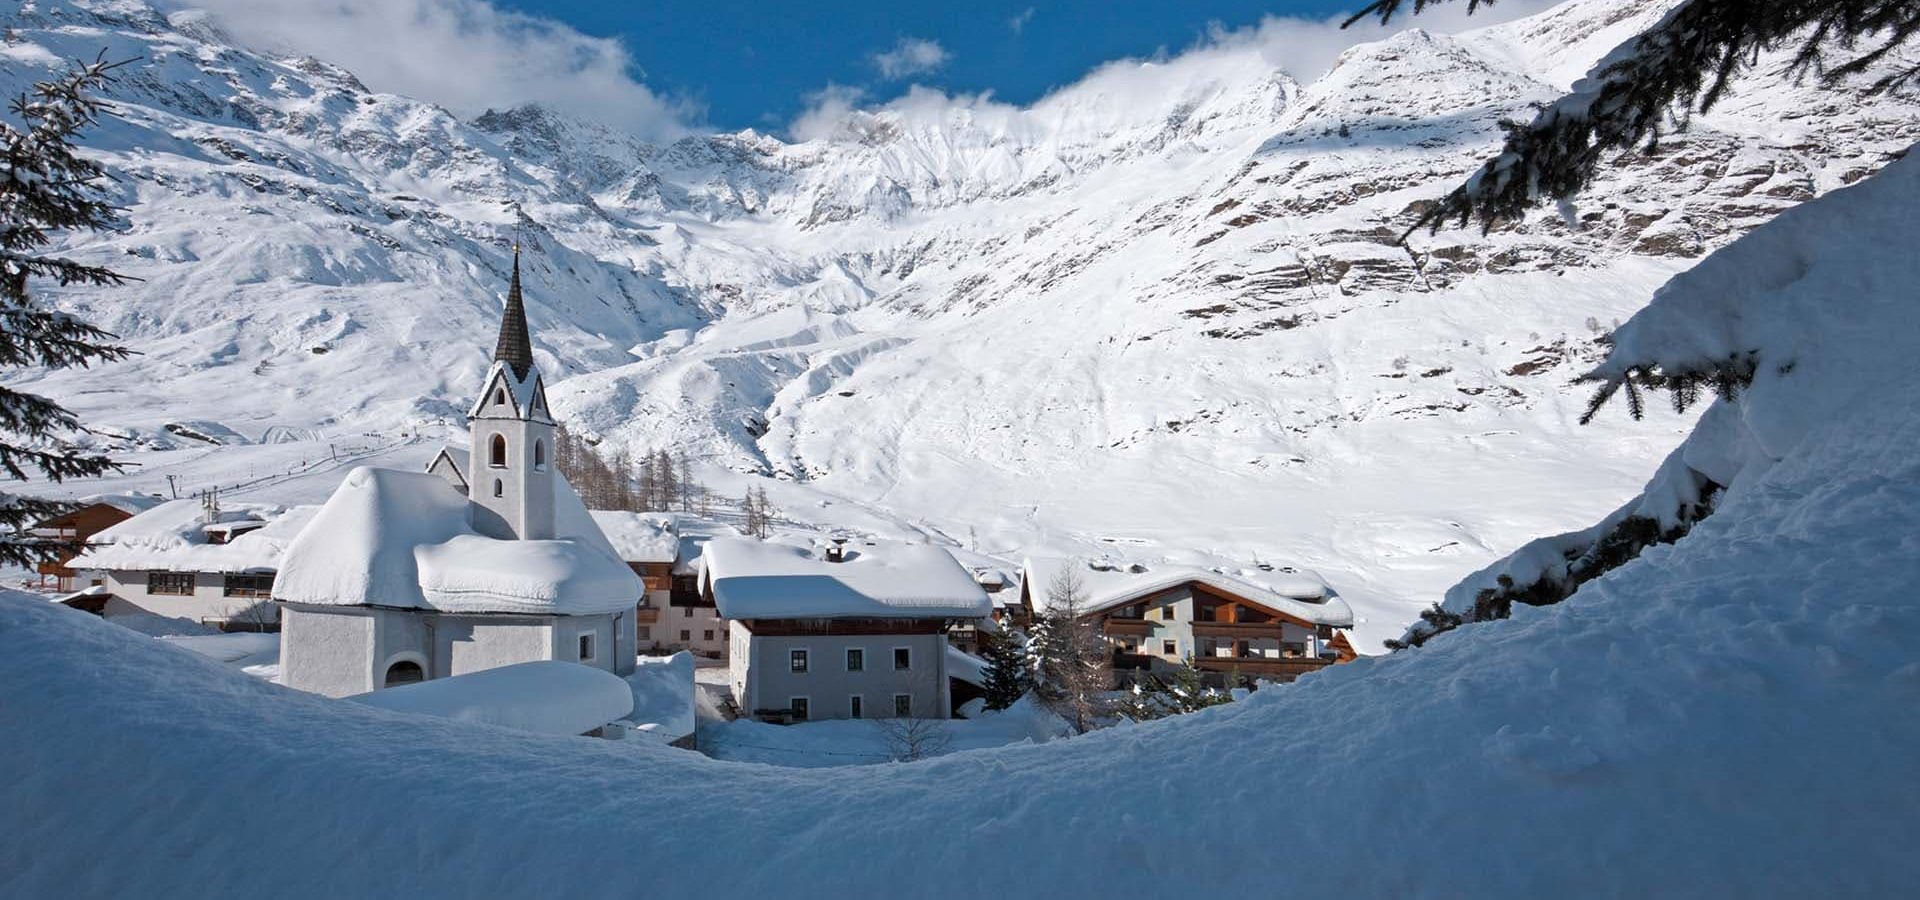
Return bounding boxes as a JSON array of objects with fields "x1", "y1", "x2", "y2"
[
  {"x1": 273, "y1": 467, "x2": 642, "y2": 616},
  {"x1": 1023, "y1": 557, "x2": 1353, "y2": 628},
  {"x1": 702, "y1": 537, "x2": 991, "y2": 620}
]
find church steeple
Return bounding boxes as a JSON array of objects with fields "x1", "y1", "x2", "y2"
[
  {"x1": 467, "y1": 244, "x2": 556, "y2": 542},
  {"x1": 492, "y1": 246, "x2": 535, "y2": 381}
]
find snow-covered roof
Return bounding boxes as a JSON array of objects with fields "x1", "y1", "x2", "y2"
[
  {"x1": 703, "y1": 537, "x2": 991, "y2": 620},
  {"x1": 947, "y1": 644, "x2": 988, "y2": 687},
  {"x1": 1022, "y1": 557, "x2": 1353, "y2": 628},
  {"x1": 349, "y1": 661, "x2": 633, "y2": 736},
  {"x1": 467, "y1": 360, "x2": 547, "y2": 421},
  {"x1": 80, "y1": 493, "x2": 167, "y2": 517},
  {"x1": 588, "y1": 510, "x2": 680, "y2": 564},
  {"x1": 273, "y1": 467, "x2": 643, "y2": 616},
  {"x1": 70, "y1": 500, "x2": 320, "y2": 575}
]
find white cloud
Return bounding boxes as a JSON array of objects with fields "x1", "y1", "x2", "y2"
[
  {"x1": 1008, "y1": 8, "x2": 1036, "y2": 35},
  {"x1": 798, "y1": 1, "x2": 1564, "y2": 142},
  {"x1": 870, "y1": 36, "x2": 951, "y2": 81},
  {"x1": 789, "y1": 84, "x2": 872, "y2": 143},
  {"x1": 165, "y1": 0, "x2": 695, "y2": 139}
]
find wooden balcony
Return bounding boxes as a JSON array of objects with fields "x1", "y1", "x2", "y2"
[
  {"x1": 1190, "y1": 621, "x2": 1288, "y2": 639},
  {"x1": 634, "y1": 607, "x2": 661, "y2": 625},
  {"x1": 1190, "y1": 655, "x2": 1334, "y2": 681},
  {"x1": 1102, "y1": 618, "x2": 1154, "y2": 636}
]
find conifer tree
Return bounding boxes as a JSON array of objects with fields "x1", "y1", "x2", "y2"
[
  {"x1": 1030, "y1": 566, "x2": 1112, "y2": 733},
  {"x1": 1349, "y1": 0, "x2": 1920, "y2": 234},
  {"x1": 978, "y1": 628, "x2": 1030, "y2": 710},
  {"x1": 740, "y1": 487, "x2": 760, "y2": 537},
  {"x1": 750, "y1": 485, "x2": 775, "y2": 538},
  {"x1": 0, "y1": 56, "x2": 135, "y2": 568},
  {"x1": 654, "y1": 448, "x2": 677, "y2": 511},
  {"x1": 636, "y1": 449, "x2": 656, "y2": 511},
  {"x1": 676, "y1": 449, "x2": 693, "y2": 512}
]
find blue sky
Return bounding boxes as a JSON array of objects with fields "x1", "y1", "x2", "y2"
[
  {"x1": 489, "y1": 1, "x2": 1371, "y2": 129},
  {"x1": 181, "y1": 0, "x2": 1558, "y2": 139}
]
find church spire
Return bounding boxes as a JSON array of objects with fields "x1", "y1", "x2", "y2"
[{"x1": 492, "y1": 245, "x2": 535, "y2": 380}]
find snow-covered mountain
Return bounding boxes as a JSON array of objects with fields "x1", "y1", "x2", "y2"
[{"x1": 6, "y1": 0, "x2": 1916, "y2": 646}]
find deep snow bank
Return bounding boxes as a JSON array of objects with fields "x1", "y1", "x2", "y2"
[
  {"x1": 4, "y1": 380, "x2": 1919, "y2": 894},
  {"x1": 6, "y1": 156, "x2": 1920, "y2": 898},
  {"x1": 1443, "y1": 146, "x2": 1920, "y2": 621}
]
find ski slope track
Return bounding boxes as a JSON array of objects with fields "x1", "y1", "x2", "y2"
[
  {"x1": 5, "y1": 153, "x2": 1920, "y2": 891},
  {"x1": 5, "y1": 0, "x2": 1919, "y2": 645}
]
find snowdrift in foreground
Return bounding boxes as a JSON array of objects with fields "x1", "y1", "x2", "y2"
[
  {"x1": 349, "y1": 661, "x2": 632, "y2": 737},
  {"x1": 1445, "y1": 147, "x2": 1920, "y2": 613},
  {"x1": 6, "y1": 156, "x2": 1920, "y2": 897}
]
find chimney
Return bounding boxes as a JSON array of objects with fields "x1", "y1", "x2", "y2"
[{"x1": 825, "y1": 537, "x2": 847, "y2": 563}]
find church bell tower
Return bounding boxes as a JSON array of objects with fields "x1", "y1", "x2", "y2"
[{"x1": 467, "y1": 247, "x2": 557, "y2": 541}]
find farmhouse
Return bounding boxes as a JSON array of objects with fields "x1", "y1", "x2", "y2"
[
  {"x1": 1021, "y1": 557, "x2": 1358, "y2": 684},
  {"x1": 67, "y1": 498, "x2": 316, "y2": 630},
  {"x1": 274, "y1": 250, "x2": 647, "y2": 698},
  {"x1": 589, "y1": 510, "x2": 726, "y2": 658},
  {"x1": 29, "y1": 493, "x2": 164, "y2": 591},
  {"x1": 703, "y1": 537, "x2": 991, "y2": 722}
]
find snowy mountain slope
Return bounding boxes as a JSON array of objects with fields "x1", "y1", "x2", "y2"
[
  {"x1": 6, "y1": 152, "x2": 1920, "y2": 889},
  {"x1": 7, "y1": 0, "x2": 1918, "y2": 645}
]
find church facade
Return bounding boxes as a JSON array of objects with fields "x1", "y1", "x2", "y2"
[{"x1": 276, "y1": 251, "x2": 646, "y2": 698}]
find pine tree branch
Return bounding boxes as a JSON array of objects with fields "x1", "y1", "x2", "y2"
[{"x1": 1344, "y1": 0, "x2": 1920, "y2": 234}]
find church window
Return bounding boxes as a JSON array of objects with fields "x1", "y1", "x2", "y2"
[
  {"x1": 533, "y1": 440, "x2": 546, "y2": 471},
  {"x1": 492, "y1": 479, "x2": 503, "y2": 498},
  {"x1": 494, "y1": 387, "x2": 507, "y2": 407},
  {"x1": 489, "y1": 434, "x2": 507, "y2": 467}
]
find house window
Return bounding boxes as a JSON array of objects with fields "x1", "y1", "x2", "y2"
[
  {"x1": 148, "y1": 572, "x2": 194, "y2": 596},
  {"x1": 489, "y1": 434, "x2": 507, "y2": 467},
  {"x1": 637, "y1": 626, "x2": 651, "y2": 641},
  {"x1": 790, "y1": 649, "x2": 809, "y2": 673},
  {"x1": 893, "y1": 694, "x2": 912, "y2": 718},
  {"x1": 383, "y1": 660, "x2": 424, "y2": 687},
  {"x1": 492, "y1": 479, "x2": 503, "y2": 498},
  {"x1": 222, "y1": 573, "x2": 274, "y2": 598},
  {"x1": 703, "y1": 629, "x2": 715, "y2": 641},
  {"x1": 1161, "y1": 604, "x2": 1178, "y2": 620},
  {"x1": 893, "y1": 647, "x2": 911, "y2": 671},
  {"x1": 849, "y1": 695, "x2": 864, "y2": 719},
  {"x1": 1162, "y1": 640, "x2": 1177, "y2": 655},
  {"x1": 790, "y1": 697, "x2": 809, "y2": 721},
  {"x1": 578, "y1": 633, "x2": 597, "y2": 663},
  {"x1": 846, "y1": 648, "x2": 864, "y2": 672},
  {"x1": 679, "y1": 630, "x2": 691, "y2": 642},
  {"x1": 683, "y1": 607, "x2": 693, "y2": 617},
  {"x1": 533, "y1": 440, "x2": 546, "y2": 471}
]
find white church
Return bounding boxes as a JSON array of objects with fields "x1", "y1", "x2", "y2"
[{"x1": 276, "y1": 251, "x2": 646, "y2": 698}]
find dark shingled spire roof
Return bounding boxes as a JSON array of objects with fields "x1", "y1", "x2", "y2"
[{"x1": 492, "y1": 246, "x2": 535, "y2": 380}]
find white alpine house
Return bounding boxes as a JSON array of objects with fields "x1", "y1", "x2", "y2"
[{"x1": 703, "y1": 537, "x2": 991, "y2": 721}]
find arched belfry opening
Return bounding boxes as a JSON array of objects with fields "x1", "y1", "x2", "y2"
[{"x1": 383, "y1": 660, "x2": 424, "y2": 688}]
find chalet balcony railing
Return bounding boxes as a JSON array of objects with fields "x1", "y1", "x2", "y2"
[
  {"x1": 634, "y1": 608, "x2": 661, "y2": 625},
  {"x1": 1190, "y1": 655, "x2": 1334, "y2": 680},
  {"x1": 1102, "y1": 618, "x2": 1154, "y2": 636},
  {"x1": 1111, "y1": 651, "x2": 1159, "y2": 670},
  {"x1": 1190, "y1": 621, "x2": 1290, "y2": 638}
]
